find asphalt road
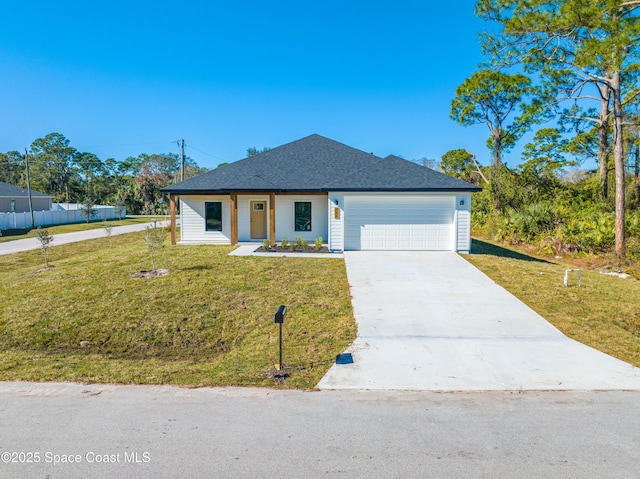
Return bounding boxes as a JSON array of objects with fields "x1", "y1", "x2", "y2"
[
  {"x1": 1, "y1": 382, "x2": 639, "y2": 479},
  {"x1": 0, "y1": 221, "x2": 170, "y2": 256}
]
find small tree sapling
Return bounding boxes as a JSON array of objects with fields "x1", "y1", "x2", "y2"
[
  {"x1": 144, "y1": 224, "x2": 165, "y2": 270},
  {"x1": 103, "y1": 220, "x2": 113, "y2": 248},
  {"x1": 35, "y1": 227, "x2": 53, "y2": 268}
]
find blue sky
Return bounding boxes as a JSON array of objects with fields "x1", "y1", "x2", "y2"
[{"x1": 0, "y1": 1, "x2": 524, "y2": 170}]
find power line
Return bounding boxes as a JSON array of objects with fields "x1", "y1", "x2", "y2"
[
  {"x1": 184, "y1": 144, "x2": 229, "y2": 163},
  {"x1": 75, "y1": 141, "x2": 177, "y2": 149},
  {"x1": 4, "y1": 139, "x2": 229, "y2": 168}
]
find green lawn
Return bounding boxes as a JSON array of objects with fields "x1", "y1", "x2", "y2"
[
  {"x1": 0, "y1": 216, "x2": 168, "y2": 243},
  {"x1": 0, "y1": 231, "x2": 355, "y2": 388},
  {"x1": 465, "y1": 238, "x2": 640, "y2": 368}
]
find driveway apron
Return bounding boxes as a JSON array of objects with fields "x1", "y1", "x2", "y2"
[{"x1": 317, "y1": 251, "x2": 640, "y2": 391}]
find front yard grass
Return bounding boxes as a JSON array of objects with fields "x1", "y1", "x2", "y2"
[
  {"x1": 0, "y1": 231, "x2": 355, "y2": 388},
  {"x1": 465, "y1": 238, "x2": 640, "y2": 367}
]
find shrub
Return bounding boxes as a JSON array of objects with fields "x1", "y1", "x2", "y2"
[
  {"x1": 281, "y1": 237, "x2": 289, "y2": 248},
  {"x1": 295, "y1": 236, "x2": 303, "y2": 248},
  {"x1": 556, "y1": 212, "x2": 615, "y2": 253},
  {"x1": 555, "y1": 218, "x2": 584, "y2": 253},
  {"x1": 627, "y1": 210, "x2": 640, "y2": 238},
  {"x1": 314, "y1": 237, "x2": 323, "y2": 251},
  {"x1": 585, "y1": 213, "x2": 615, "y2": 251},
  {"x1": 471, "y1": 189, "x2": 493, "y2": 228},
  {"x1": 301, "y1": 239, "x2": 309, "y2": 249},
  {"x1": 510, "y1": 202, "x2": 556, "y2": 242},
  {"x1": 627, "y1": 237, "x2": 640, "y2": 259},
  {"x1": 80, "y1": 197, "x2": 97, "y2": 223},
  {"x1": 262, "y1": 239, "x2": 271, "y2": 250},
  {"x1": 486, "y1": 212, "x2": 516, "y2": 243}
]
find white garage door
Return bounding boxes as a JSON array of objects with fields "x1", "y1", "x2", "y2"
[{"x1": 344, "y1": 196, "x2": 455, "y2": 251}]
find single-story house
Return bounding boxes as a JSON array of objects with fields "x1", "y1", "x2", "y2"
[
  {"x1": 0, "y1": 180, "x2": 52, "y2": 213},
  {"x1": 161, "y1": 134, "x2": 482, "y2": 252}
]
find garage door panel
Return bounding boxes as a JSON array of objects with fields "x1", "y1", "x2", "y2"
[{"x1": 345, "y1": 196, "x2": 455, "y2": 251}]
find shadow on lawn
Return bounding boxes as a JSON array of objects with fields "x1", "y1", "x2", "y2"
[
  {"x1": 0, "y1": 228, "x2": 32, "y2": 237},
  {"x1": 470, "y1": 238, "x2": 552, "y2": 264},
  {"x1": 180, "y1": 264, "x2": 212, "y2": 271}
]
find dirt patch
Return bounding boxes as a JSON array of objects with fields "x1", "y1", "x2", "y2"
[
  {"x1": 256, "y1": 246, "x2": 332, "y2": 254},
  {"x1": 129, "y1": 268, "x2": 170, "y2": 279},
  {"x1": 35, "y1": 266, "x2": 55, "y2": 273},
  {"x1": 265, "y1": 365, "x2": 290, "y2": 385}
]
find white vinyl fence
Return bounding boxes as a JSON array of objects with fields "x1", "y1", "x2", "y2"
[{"x1": 0, "y1": 204, "x2": 126, "y2": 230}]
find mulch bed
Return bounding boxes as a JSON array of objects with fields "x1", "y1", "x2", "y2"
[
  {"x1": 256, "y1": 246, "x2": 332, "y2": 254},
  {"x1": 129, "y1": 268, "x2": 170, "y2": 279}
]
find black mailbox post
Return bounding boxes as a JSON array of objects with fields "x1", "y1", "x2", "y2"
[
  {"x1": 274, "y1": 305, "x2": 286, "y2": 370},
  {"x1": 274, "y1": 305, "x2": 286, "y2": 324}
]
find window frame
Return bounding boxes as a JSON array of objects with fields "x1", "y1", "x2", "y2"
[
  {"x1": 204, "y1": 201, "x2": 223, "y2": 232},
  {"x1": 294, "y1": 201, "x2": 312, "y2": 232}
]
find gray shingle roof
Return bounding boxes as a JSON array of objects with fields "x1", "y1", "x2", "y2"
[
  {"x1": 162, "y1": 134, "x2": 481, "y2": 194},
  {"x1": 0, "y1": 181, "x2": 50, "y2": 197}
]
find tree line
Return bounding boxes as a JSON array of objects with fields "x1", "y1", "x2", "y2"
[
  {"x1": 0, "y1": 133, "x2": 207, "y2": 215},
  {"x1": 447, "y1": 0, "x2": 640, "y2": 259}
]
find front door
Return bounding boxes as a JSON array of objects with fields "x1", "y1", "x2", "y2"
[{"x1": 250, "y1": 201, "x2": 267, "y2": 239}]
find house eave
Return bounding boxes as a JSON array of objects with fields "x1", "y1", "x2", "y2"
[
  {"x1": 161, "y1": 188, "x2": 327, "y2": 195},
  {"x1": 324, "y1": 187, "x2": 483, "y2": 193},
  {"x1": 161, "y1": 187, "x2": 482, "y2": 195}
]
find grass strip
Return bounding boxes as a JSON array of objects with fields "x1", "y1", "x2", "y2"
[{"x1": 465, "y1": 238, "x2": 640, "y2": 367}]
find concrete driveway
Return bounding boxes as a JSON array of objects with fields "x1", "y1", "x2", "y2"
[{"x1": 318, "y1": 251, "x2": 640, "y2": 391}]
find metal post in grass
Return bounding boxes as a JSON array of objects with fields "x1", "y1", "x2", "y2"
[
  {"x1": 274, "y1": 305, "x2": 286, "y2": 370},
  {"x1": 564, "y1": 269, "x2": 581, "y2": 287}
]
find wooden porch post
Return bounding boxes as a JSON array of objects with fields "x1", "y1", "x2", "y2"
[
  {"x1": 230, "y1": 193, "x2": 238, "y2": 244},
  {"x1": 169, "y1": 194, "x2": 176, "y2": 245},
  {"x1": 269, "y1": 192, "x2": 276, "y2": 246}
]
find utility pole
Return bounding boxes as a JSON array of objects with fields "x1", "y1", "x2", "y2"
[
  {"x1": 180, "y1": 139, "x2": 185, "y2": 182},
  {"x1": 24, "y1": 148, "x2": 34, "y2": 228}
]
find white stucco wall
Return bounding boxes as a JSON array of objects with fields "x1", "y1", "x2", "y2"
[
  {"x1": 180, "y1": 195, "x2": 231, "y2": 244},
  {"x1": 328, "y1": 195, "x2": 344, "y2": 252},
  {"x1": 455, "y1": 193, "x2": 472, "y2": 253},
  {"x1": 273, "y1": 194, "x2": 328, "y2": 243}
]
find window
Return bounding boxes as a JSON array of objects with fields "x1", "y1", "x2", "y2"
[
  {"x1": 205, "y1": 202, "x2": 222, "y2": 231},
  {"x1": 294, "y1": 202, "x2": 312, "y2": 231}
]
